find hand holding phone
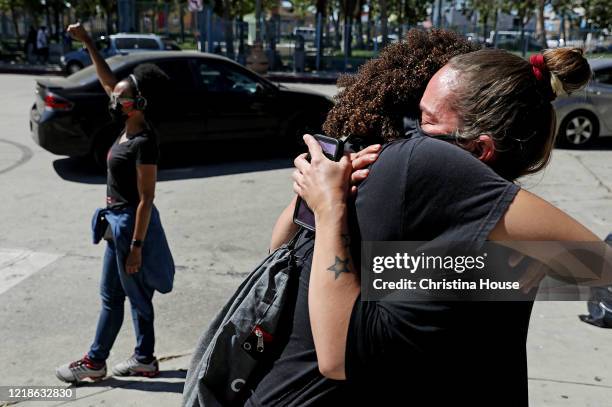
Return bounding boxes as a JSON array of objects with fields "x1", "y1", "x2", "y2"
[{"x1": 293, "y1": 134, "x2": 344, "y2": 231}]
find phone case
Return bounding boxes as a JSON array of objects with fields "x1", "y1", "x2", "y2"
[{"x1": 292, "y1": 134, "x2": 344, "y2": 231}]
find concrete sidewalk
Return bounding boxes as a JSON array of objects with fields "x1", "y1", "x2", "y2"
[{"x1": 4, "y1": 353, "x2": 190, "y2": 407}]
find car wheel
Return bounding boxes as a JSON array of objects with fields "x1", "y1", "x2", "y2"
[
  {"x1": 558, "y1": 111, "x2": 599, "y2": 148},
  {"x1": 66, "y1": 62, "x2": 83, "y2": 75}
]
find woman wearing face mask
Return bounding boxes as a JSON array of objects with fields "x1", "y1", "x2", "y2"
[
  {"x1": 55, "y1": 23, "x2": 174, "y2": 383},
  {"x1": 248, "y1": 31, "x2": 599, "y2": 406}
]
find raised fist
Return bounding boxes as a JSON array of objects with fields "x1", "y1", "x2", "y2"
[{"x1": 66, "y1": 22, "x2": 90, "y2": 43}]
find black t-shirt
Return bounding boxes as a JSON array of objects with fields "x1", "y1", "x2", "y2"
[
  {"x1": 246, "y1": 134, "x2": 530, "y2": 406},
  {"x1": 106, "y1": 129, "x2": 158, "y2": 209}
]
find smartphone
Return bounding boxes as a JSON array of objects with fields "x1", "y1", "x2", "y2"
[{"x1": 293, "y1": 134, "x2": 344, "y2": 231}]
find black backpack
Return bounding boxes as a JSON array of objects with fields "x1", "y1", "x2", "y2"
[
  {"x1": 580, "y1": 233, "x2": 612, "y2": 328},
  {"x1": 182, "y1": 230, "x2": 312, "y2": 406}
]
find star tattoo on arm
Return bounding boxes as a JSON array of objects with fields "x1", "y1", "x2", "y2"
[{"x1": 327, "y1": 256, "x2": 351, "y2": 279}]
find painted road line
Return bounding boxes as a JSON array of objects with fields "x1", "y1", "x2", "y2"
[{"x1": 0, "y1": 249, "x2": 62, "y2": 295}]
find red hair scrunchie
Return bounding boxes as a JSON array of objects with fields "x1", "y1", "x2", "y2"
[{"x1": 529, "y1": 54, "x2": 547, "y2": 81}]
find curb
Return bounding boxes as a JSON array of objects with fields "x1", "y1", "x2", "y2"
[{"x1": 0, "y1": 63, "x2": 64, "y2": 76}]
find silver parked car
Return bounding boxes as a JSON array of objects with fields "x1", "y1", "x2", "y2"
[
  {"x1": 60, "y1": 33, "x2": 181, "y2": 74},
  {"x1": 554, "y1": 58, "x2": 612, "y2": 148}
]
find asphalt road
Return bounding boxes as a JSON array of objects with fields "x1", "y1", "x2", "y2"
[{"x1": 0, "y1": 74, "x2": 611, "y2": 406}]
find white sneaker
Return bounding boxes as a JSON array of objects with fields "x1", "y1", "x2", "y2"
[
  {"x1": 112, "y1": 355, "x2": 159, "y2": 377},
  {"x1": 56, "y1": 355, "x2": 107, "y2": 383}
]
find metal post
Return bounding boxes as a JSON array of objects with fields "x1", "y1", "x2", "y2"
[
  {"x1": 373, "y1": 21, "x2": 378, "y2": 52},
  {"x1": 206, "y1": 6, "x2": 213, "y2": 53},
  {"x1": 343, "y1": 18, "x2": 350, "y2": 71},
  {"x1": 119, "y1": 0, "x2": 125, "y2": 32},
  {"x1": 197, "y1": 9, "x2": 205, "y2": 52},
  {"x1": 164, "y1": 3, "x2": 169, "y2": 35},
  {"x1": 180, "y1": 2, "x2": 185, "y2": 42},
  {"x1": 315, "y1": 12, "x2": 323, "y2": 71},
  {"x1": 255, "y1": 0, "x2": 262, "y2": 43},
  {"x1": 131, "y1": 0, "x2": 137, "y2": 32},
  {"x1": 493, "y1": 8, "x2": 500, "y2": 48}
]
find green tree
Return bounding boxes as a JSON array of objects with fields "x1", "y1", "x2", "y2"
[
  {"x1": 582, "y1": 0, "x2": 612, "y2": 31},
  {"x1": 0, "y1": 0, "x2": 44, "y2": 46},
  {"x1": 0, "y1": 0, "x2": 23, "y2": 46},
  {"x1": 551, "y1": 0, "x2": 572, "y2": 43},
  {"x1": 98, "y1": 0, "x2": 117, "y2": 35},
  {"x1": 463, "y1": 0, "x2": 500, "y2": 41},
  {"x1": 379, "y1": 0, "x2": 387, "y2": 47},
  {"x1": 393, "y1": 0, "x2": 430, "y2": 40},
  {"x1": 403, "y1": 0, "x2": 430, "y2": 27},
  {"x1": 535, "y1": 0, "x2": 547, "y2": 48},
  {"x1": 209, "y1": 0, "x2": 277, "y2": 57},
  {"x1": 502, "y1": 0, "x2": 536, "y2": 55},
  {"x1": 341, "y1": 0, "x2": 358, "y2": 56},
  {"x1": 354, "y1": 0, "x2": 365, "y2": 49}
]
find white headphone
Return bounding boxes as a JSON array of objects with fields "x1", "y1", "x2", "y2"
[{"x1": 129, "y1": 74, "x2": 148, "y2": 111}]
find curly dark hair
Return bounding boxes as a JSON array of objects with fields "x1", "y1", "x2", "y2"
[
  {"x1": 323, "y1": 29, "x2": 478, "y2": 143},
  {"x1": 130, "y1": 63, "x2": 170, "y2": 123}
]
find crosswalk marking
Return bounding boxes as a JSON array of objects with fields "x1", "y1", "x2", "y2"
[{"x1": 0, "y1": 249, "x2": 62, "y2": 295}]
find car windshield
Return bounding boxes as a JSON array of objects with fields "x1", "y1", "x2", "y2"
[
  {"x1": 115, "y1": 37, "x2": 159, "y2": 50},
  {"x1": 67, "y1": 57, "x2": 129, "y2": 86}
]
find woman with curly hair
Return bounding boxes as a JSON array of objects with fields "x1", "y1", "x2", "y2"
[
  {"x1": 55, "y1": 23, "x2": 174, "y2": 383},
  {"x1": 256, "y1": 30, "x2": 595, "y2": 406}
]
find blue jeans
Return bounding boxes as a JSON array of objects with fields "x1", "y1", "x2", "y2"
[{"x1": 88, "y1": 240, "x2": 156, "y2": 363}]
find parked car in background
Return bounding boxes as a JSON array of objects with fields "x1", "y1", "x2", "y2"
[
  {"x1": 375, "y1": 34, "x2": 399, "y2": 44},
  {"x1": 553, "y1": 58, "x2": 612, "y2": 148},
  {"x1": 293, "y1": 27, "x2": 316, "y2": 43},
  {"x1": 486, "y1": 31, "x2": 543, "y2": 51},
  {"x1": 465, "y1": 32, "x2": 486, "y2": 45},
  {"x1": 0, "y1": 40, "x2": 25, "y2": 62},
  {"x1": 60, "y1": 33, "x2": 181, "y2": 74},
  {"x1": 31, "y1": 51, "x2": 333, "y2": 167}
]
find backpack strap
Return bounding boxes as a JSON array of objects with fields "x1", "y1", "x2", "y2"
[
  {"x1": 285, "y1": 227, "x2": 305, "y2": 250},
  {"x1": 287, "y1": 226, "x2": 319, "y2": 251}
]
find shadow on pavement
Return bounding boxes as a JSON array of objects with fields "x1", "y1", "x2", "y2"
[
  {"x1": 556, "y1": 137, "x2": 612, "y2": 151},
  {"x1": 73, "y1": 369, "x2": 186, "y2": 394},
  {"x1": 52, "y1": 142, "x2": 295, "y2": 185}
]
